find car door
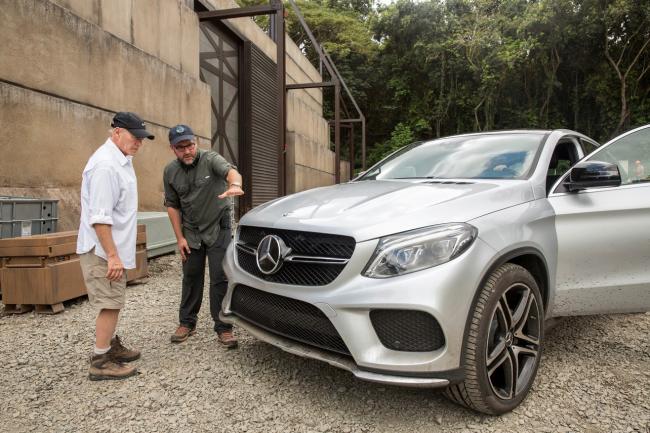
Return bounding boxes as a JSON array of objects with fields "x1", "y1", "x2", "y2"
[{"x1": 548, "y1": 125, "x2": 650, "y2": 316}]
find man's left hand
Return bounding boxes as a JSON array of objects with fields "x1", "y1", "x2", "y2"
[{"x1": 218, "y1": 185, "x2": 244, "y2": 199}]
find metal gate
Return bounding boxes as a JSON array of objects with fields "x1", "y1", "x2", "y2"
[
  {"x1": 198, "y1": 19, "x2": 281, "y2": 218},
  {"x1": 199, "y1": 22, "x2": 243, "y2": 217}
]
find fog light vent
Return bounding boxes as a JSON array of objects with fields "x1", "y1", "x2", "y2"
[{"x1": 370, "y1": 309, "x2": 445, "y2": 352}]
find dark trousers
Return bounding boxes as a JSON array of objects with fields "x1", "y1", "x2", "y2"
[{"x1": 178, "y1": 228, "x2": 232, "y2": 333}]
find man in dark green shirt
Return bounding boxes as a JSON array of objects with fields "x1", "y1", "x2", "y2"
[{"x1": 163, "y1": 124, "x2": 244, "y2": 348}]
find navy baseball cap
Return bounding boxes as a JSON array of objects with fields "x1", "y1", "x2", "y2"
[
  {"x1": 169, "y1": 124, "x2": 195, "y2": 146},
  {"x1": 111, "y1": 112, "x2": 155, "y2": 140}
]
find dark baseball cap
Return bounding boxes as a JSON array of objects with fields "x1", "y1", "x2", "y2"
[
  {"x1": 168, "y1": 124, "x2": 195, "y2": 146},
  {"x1": 111, "y1": 112, "x2": 155, "y2": 140}
]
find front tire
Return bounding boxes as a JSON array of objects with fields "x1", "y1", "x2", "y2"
[{"x1": 445, "y1": 263, "x2": 544, "y2": 414}]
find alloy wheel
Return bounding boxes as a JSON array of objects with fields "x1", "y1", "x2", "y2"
[{"x1": 485, "y1": 283, "x2": 541, "y2": 400}]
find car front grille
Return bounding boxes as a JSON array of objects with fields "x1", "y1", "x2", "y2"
[
  {"x1": 230, "y1": 284, "x2": 351, "y2": 356},
  {"x1": 370, "y1": 309, "x2": 445, "y2": 352},
  {"x1": 236, "y1": 226, "x2": 355, "y2": 286}
]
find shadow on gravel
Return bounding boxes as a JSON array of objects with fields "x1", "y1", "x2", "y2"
[
  {"x1": 237, "y1": 340, "x2": 483, "y2": 427},
  {"x1": 544, "y1": 313, "x2": 649, "y2": 359},
  {"x1": 231, "y1": 312, "x2": 649, "y2": 429}
]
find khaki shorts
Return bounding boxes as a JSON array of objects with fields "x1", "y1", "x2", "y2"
[{"x1": 79, "y1": 249, "x2": 126, "y2": 310}]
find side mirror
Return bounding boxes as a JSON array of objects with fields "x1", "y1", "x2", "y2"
[{"x1": 566, "y1": 161, "x2": 621, "y2": 192}]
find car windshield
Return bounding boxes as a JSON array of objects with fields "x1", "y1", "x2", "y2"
[{"x1": 357, "y1": 132, "x2": 547, "y2": 181}]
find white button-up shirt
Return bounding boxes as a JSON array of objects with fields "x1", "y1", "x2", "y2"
[{"x1": 76, "y1": 138, "x2": 138, "y2": 268}]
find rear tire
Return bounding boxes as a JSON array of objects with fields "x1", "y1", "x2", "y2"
[{"x1": 445, "y1": 263, "x2": 544, "y2": 414}]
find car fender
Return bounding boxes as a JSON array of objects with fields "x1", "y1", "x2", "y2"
[{"x1": 456, "y1": 246, "x2": 551, "y2": 374}]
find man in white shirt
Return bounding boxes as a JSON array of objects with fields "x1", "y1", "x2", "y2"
[{"x1": 77, "y1": 112, "x2": 154, "y2": 381}]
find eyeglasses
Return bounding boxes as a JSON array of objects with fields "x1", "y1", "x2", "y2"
[{"x1": 173, "y1": 142, "x2": 196, "y2": 152}]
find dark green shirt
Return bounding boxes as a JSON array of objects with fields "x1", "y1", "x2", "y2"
[{"x1": 163, "y1": 149, "x2": 233, "y2": 248}]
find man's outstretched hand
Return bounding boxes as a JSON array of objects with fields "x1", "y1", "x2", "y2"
[{"x1": 218, "y1": 185, "x2": 244, "y2": 199}]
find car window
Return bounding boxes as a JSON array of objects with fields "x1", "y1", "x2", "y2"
[
  {"x1": 579, "y1": 138, "x2": 599, "y2": 156},
  {"x1": 546, "y1": 140, "x2": 581, "y2": 193},
  {"x1": 584, "y1": 127, "x2": 650, "y2": 186},
  {"x1": 357, "y1": 133, "x2": 546, "y2": 181}
]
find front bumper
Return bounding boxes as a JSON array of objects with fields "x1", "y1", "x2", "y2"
[
  {"x1": 222, "y1": 235, "x2": 497, "y2": 387},
  {"x1": 219, "y1": 312, "x2": 451, "y2": 388}
]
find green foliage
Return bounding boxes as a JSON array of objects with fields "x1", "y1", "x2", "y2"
[
  {"x1": 367, "y1": 122, "x2": 415, "y2": 166},
  {"x1": 365, "y1": 0, "x2": 650, "y2": 145},
  {"x1": 237, "y1": 0, "x2": 650, "y2": 163}
]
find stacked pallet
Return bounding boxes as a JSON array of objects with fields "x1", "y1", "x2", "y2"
[{"x1": 0, "y1": 225, "x2": 147, "y2": 314}]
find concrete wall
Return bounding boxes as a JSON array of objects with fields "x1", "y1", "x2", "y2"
[
  {"x1": 0, "y1": 0, "x2": 211, "y2": 230},
  {"x1": 0, "y1": 0, "x2": 349, "y2": 233}
]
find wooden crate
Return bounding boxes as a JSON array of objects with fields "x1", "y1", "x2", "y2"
[
  {"x1": 126, "y1": 243, "x2": 148, "y2": 282},
  {"x1": 127, "y1": 225, "x2": 148, "y2": 282},
  {"x1": 1, "y1": 225, "x2": 147, "y2": 314}
]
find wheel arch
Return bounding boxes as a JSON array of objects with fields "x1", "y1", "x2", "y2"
[
  {"x1": 457, "y1": 247, "x2": 549, "y2": 373},
  {"x1": 506, "y1": 251, "x2": 549, "y2": 312},
  {"x1": 479, "y1": 247, "x2": 549, "y2": 312}
]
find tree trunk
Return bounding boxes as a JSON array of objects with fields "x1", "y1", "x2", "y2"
[
  {"x1": 616, "y1": 80, "x2": 629, "y2": 134},
  {"x1": 604, "y1": 21, "x2": 650, "y2": 135},
  {"x1": 540, "y1": 46, "x2": 561, "y2": 127},
  {"x1": 474, "y1": 96, "x2": 485, "y2": 131},
  {"x1": 573, "y1": 72, "x2": 580, "y2": 131}
]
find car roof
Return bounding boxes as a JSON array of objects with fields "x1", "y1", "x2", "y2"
[{"x1": 435, "y1": 128, "x2": 593, "y2": 143}]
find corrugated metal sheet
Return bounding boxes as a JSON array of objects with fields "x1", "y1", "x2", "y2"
[{"x1": 248, "y1": 43, "x2": 280, "y2": 208}]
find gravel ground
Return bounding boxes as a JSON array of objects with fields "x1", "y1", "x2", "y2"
[{"x1": 1, "y1": 253, "x2": 648, "y2": 433}]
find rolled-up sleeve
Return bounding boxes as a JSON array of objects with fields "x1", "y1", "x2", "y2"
[
  {"x1": 163, "y1": 167, "x2": 180, "y2": 209},
  {"x1": 209, "y1": 153, "x2": 234, "y2": 179},
  {"x1": 87, "y1": 166, "x2": 118, "y2": 226}
]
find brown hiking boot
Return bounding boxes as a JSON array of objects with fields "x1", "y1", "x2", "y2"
[
  {"x1": 170, "y1": 325, "x2": 196, "y2": 343},
  {"x1": 107, "y1": 335, "x2": 141, "y2": 362},
  {"x1": 88, "y1": 353, "x2": 138, "y2": 381},
  {"x1": 217, "y1": 330, "x2": 238, "y2": 349}
]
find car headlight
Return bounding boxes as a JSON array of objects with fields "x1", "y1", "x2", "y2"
[{"x1": 363, "y1": 223, "x2": 478, "y2": 278}]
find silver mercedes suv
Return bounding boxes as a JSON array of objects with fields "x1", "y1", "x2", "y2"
[{"x1": 221, "y1": 125, "x2": 650, "y2": 414}]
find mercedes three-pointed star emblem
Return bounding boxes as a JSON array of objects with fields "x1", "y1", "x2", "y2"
[{"x1": 256, "y1": 235, "x2": 291, "y2": 275}]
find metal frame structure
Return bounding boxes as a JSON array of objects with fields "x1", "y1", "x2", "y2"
[
  {"x1": 198, "y1": 20, "x2": 245, "y2": 217},
  {"x1": 198, "y1": 0, "x2": 286, "y2": 194},
  {"x1": 197, "y1": 0, "x2": 366, "y2": 190},
  {"x1": 285, "y1": 0, "x2": 366, "y2": 181}
]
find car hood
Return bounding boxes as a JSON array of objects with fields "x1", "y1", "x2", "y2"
[{"x1": 241, "y1": 180, "x2": 534, "y2": 241}]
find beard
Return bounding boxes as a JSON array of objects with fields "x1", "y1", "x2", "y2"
[{"x1": 179, "y1": 155, "x2": 196, "y2": 165}]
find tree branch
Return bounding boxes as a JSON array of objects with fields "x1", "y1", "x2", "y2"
[
  {"x1": 637, "y1": 63, "x2": 650, "y2": 84},
  {"x1": 624, "y1": 32, "x2": 650, "y2": 77},
  {"x1": 605, "y1": 31, "x2": 623, "y2": 80}
]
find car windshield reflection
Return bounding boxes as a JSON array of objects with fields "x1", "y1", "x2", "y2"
[{"x1": 357, "y1": 132, "x2": 547, "y2": 181}]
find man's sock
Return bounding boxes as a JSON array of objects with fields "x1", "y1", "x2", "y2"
[{"x1": 93, "y1": 346, "x2": 110, "y2": 355}]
